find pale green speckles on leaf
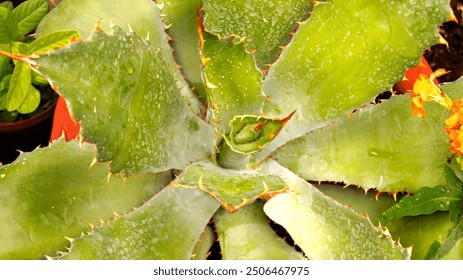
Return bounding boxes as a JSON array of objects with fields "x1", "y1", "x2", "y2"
[
  {"x1": 254, "y1": 0, "x2": 450, "y2": 162},
  {"x1": 175, "y1": 160, "x2": 286, "y2": 212},
  {"x1": 0, "y1": 139, "x2": 172, "y2": 259},
  {"x1": 271, "y1": 94, "x2": 454, "y2": 193},
  {"x1": 214, "y1": 200, "x2": 305, "y2": 260},
  {"x1": 201, "y1": 31, "x2": 265, "y2": 134},
  {"x1": 36, "y1": 0, "x2": 205, "y2": 115},
  {"x1": 61, "y1": 187, "x2": 220, "y2": 260},
  {"x1": 203, "y1": 0, "x2": 312, "y2": 68},
  {"x1": 262, "y1": 160, "x2": 409, "y2": 260},
  {"x1": 34, "y1": 28, "x2": 215, "y2": 175}
]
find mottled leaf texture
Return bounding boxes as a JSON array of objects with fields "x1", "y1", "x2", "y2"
[
  {"x1": 0, "y1": 140, "x2": 172, "y2": 259},
  {"x1": 255, "y1": 0, "x2": 450, "y2": 161},
  {"x1": 272, "y1": 95, "x2": 453, "y2": 193},
  {"x1": 157, "y1": 0, "x2": 207, "y2": 99},
  {"x1": 34, "y1": 28, "x2": 214, "y2": 175},
  {"x1": 203, "y1": 0, "x2": 312, "y2": 67},
  {"x1": 61, "y1": 187, "x2": 220, "y2": 260},
  {"x1": 201, "y1": 32, "x2": 265, "y2": 133},
  {"x1": 36, "y1": 0, "x2": 205, "y2": 115},
  {"x1": 262, "y1": 160, "x2": 409, "y2": 260},
  {"x1": 214, "y1": 201, "x2": 305, "y2": 260},
  {"x1": 175, "y1": 160, "x2": 285, "y2": 212},
  {"x1": 314, "y1": 184, "x2": 459, "y2": 260}
]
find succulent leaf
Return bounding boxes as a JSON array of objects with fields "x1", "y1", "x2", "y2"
[
  {"x1": 61, "y1": 187, "x2": 220, "y2": 260},
  {"x1": 0, "y1": 139, "x2": 172, "y2": 259},
  {"x1": 224, "y1": 113, "x2": 293, "y2": 155},
  {"x1": 272, "y1": 94, "x2": 457, "y2": 193},
  {"x1": 201, "y1": 31, "x2": 265, "y2": 134},
  {"x1": 36, "y1": 0, "x2": 205, "y2": 115},
  {"x1": 203, "y1": 0, "x2": 312, "y2": 67},
  {"x1": 33, "y1": 27, "x2": 215, "y2": 175},
  {"x1": 273, "y1": 77, "x2": 463, "y2": 193},
  {"x1": 214, "y1": 200, "x2": 305, "y2": 260},
  {"x1": 315, "y1": 183, "x2": 458, "y2": 260},
  {"x1": 255, "y1": 0, "x2": 450, "y2": 161},
  {"x1": 262, "y1": 160, "x2": 409, "y2": 260},
  {"x1": 175, "y1": 160, "x2": 286, "y2": 212},
  {"x1": 157, "y1": 0, "x2": 207, "y2": 100},
  {"x1": 191, "y1": 226, "x2": 215, "y2": 260}
]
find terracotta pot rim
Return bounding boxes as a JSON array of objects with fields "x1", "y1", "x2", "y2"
[{"x1": 0, "y1": 103, "x2": 56, "y2": 132}]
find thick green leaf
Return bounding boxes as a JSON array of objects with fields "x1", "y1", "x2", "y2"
[
  {"x1": 255, "y1": 0, "x2": 449, "y2": 161},
  {"x1": 191, "y1": 226, "x2": 215, "y2": 260},
  {"x1": 272, "y1": 94, "x2": 454, "y2": 193},
  {"x1": 175, "y1": 160, "x2": 285, "y2": 212},
  {"x1": 273, "y1": 77, "x2": 463, "y2": 193},
  {"x1": 61, "y1": 187, "x2": 220, "y2": 260},
  {"x1": 0, "y1": 139, "x2": 172, "y2": 259},
  {"x1": 36, "y1": 0, "x2": 205, "y2": 115},
  {"x1": 16, "y1": 84, "x2": 40, "y2": 114},
  {"x1": 262, "y1": 160, "x2": 409, "y2": 260},
  {"x1": 315, "y1": 184, "x2": 396, "y2": 225},
  {"x1": 33, "y1": 28, "x2": 215, "y2": 175},
  {"x1": 203, "y1": 0, "x2": 312, "y2": 67},
  {"x1": 27, "y1": 30, "x2": 79, "y2": 55},
  {"x1": 12, "y1": 0, "x2": 48, "y2": 37},
  {"x1": 381, "y1": 167, "x2": 463, "y2": 221},
  {"x1": 214, "y1": 201, "x2": 305, "y2": 260},
  {"x1": 224, "y1": 114, "x2": 293, "y2": 155},
  {"x1": 202, "y1": 32, "x2": 265, "y2": 133},
  {"x1": 6, "y1": 61, "x2": 30, "y2": 111},
  {"x1": 157, "y1": 0, "x2": 207, "y2": 100},
  {"x1": 0, "y1": 7, "x2": 17, "y2": 44}
]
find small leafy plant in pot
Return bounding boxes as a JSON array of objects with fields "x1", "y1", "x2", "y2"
[{"x1": 0, "y1": 0, "x2": 76, "y2": 163}]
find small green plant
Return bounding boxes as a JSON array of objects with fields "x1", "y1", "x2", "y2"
[
  {"x1": 0, "y1": 0, "x2": 76, "y2": 122},
  {"x1": 0, "y1": 0, "x2": 462, "y2": 260}
]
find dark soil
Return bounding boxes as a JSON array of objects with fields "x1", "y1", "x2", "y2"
[{"x1": 424, "y1": 0, "x2": 463, "y2": 83}]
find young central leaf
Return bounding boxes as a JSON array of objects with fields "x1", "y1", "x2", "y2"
[
  {"x1": 223, "y1": 114, "x2": 293, "y2": 155},
  {"x1": 175, "y1": 160, "x2": 286, "y2": 212},
  {"x1": 33, "y1": 27, "x2": 215, "y2": 175}
]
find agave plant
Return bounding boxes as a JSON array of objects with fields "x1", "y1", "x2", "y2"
[{"x1": 0, "y1": 0, "x2": 462, "y2": 260}]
